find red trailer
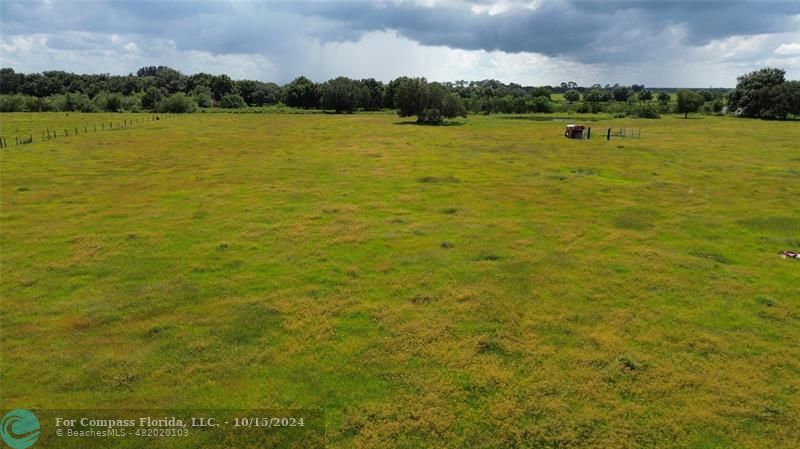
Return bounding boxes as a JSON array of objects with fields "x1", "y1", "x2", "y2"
[{"x1": 564, "y1": 124, "x2": 585, "y2": 139}]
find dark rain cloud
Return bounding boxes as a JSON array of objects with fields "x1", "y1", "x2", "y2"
[
  {"x1": 275, "y1": 0, "x2": 800, "y2": 61},
  {"x1": 1, "y1": 0, "x2": 798, "y2": 65}
]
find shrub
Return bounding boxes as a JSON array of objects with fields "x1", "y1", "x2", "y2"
[
  {"x1": 191, "y1": 86, "x2": 214, "y2": 108},
  {"x1": 141, "y1": 87, "x2": 163, "y2": 110},
  {"x1": 121, "y1": 93, "x2": 142, "y2": 112},
  {"x1": 0, "y1": 95, "x2": 26, "y2": 112},
  {"x1": 25, "y1": 96, "x2": 53, "y2": 112},
  {"x1": 711, "y1": 98, "x2": 724, "y2": 115},
  {"x1": 219, "y1": 93, "x2": 247, "y2": 109},
  {"x1": 156, "y1": 93, "x2": 198, "y2": 113},
  {"x1": 528, "y1": 96, "x2": 553, "y2": 113},
  {"x1": 94, "y1": 91, "x2": 124, "y2": 112},
  {"x1": 630, "y1": 103, "x2": 661, "y2": 118}
]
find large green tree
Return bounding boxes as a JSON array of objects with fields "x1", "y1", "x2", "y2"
[
  {"x1": 675, "y1": 89, "x2": 703, "y2": 118},
  {"x1": 728, "y1": 67, "x2": 799, "y2": 119},
  {"x1": 321, "y1": 77, "x2": 360, "y2": 113},
  {"x1": 285, "y1": 76, "x2": 321, "y2": 109},
  {"x1": 563, "y1": 89, "x2": 580, "y2": 104},
  {"x1": 394, "y1": 78, "x2": 466, "y2": 124}
]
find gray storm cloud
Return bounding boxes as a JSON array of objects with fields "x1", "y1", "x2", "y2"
[{"x1": 1, "y1": 0, "x2": 798, "y2": 85}]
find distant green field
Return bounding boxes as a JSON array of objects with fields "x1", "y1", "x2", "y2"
[{"x1": 2, "y1": 112, "x2": 799, "y2": 448}]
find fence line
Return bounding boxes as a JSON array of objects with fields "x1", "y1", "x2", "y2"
[{"x1": 0, "y1": 113, "x2": 179, "y2": 149}]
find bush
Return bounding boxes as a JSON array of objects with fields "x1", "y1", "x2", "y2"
[
  {"x1": 53, "y1": 93, "x2": 96, "y2": 112},
  {"x1": 0, "y1": 95, "x2": 26, "y2": 112},
  {"x1": 629, "y1": 103, "x2": 661, "y2": 118},
  {"x1": 25, "y1": 96, "x2": 53, "y2": 112},
  {"x1": 93, "y1": 91, "x2": 124, "y2": 112},
  {"x1": 528, "y1": 96, "x2": 553, "y2": 113},
  {"x1": 121, "y1": 93, "x2": 142, "y2": 112},
  {"x1": 191, "y1": 86, "x2": 214, "y2": 108},
  {"x1": 156, "y1": 93, "x2": 198, "y2": 113},
  {"x1": 711, "y1": 98, "x2": 724, "y2": 115},
  {"x1": 142, "y1": 87, "x2": 163, "y2": 110},
  {"x1": 219, "y1": 93, "x2": 247, "y2": 109}
]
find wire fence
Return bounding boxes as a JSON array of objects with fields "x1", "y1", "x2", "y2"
[{"x1": 0, "y1": 113, "x2": 179, "y2": 150}]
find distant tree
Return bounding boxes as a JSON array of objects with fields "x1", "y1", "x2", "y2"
[
  {"x1": 394, "y1": 77, "x2": 425, "y2": 118},
  {"x1": 563, "y1": 89, "x2": 580, "y2": 104},
  {"x1": 250, "y1": 82, "x2": 280, "y2": 106},
  {"x1": 728, "y1": 67, "x2": 799, "y2": 119},
  {"x1": 710, "y1": 98, "x2": 725, "y2": 115},
  {"x1": 675, "y1": 89, "x2": 703, "y2": 118},
  {"x1": 505, "y1": 96, "x2": 523, "y2": 113},
  {"x1": 583, "y1": 88, "x2": 609, "y2": 104},
  {"x1": 528, "y1": 86, "x2": 551, "y2": 99},
  {"x1": 0, "y1": 68, "x2": 23, "y2": 94},
  {"x1": 357, "y1": 78, "x2": 384, "y2": 110},
  {"x1": 440, "y1": 87, "x2": 468, "y2": 119},
  {"x1": 285, "y1": 76, "x2": 320, "y2": 109},
  {"x1": 528, "y1": 96, "x2": 553, "y2": 113},
  {"x1": 383, "y1": 77, "x2": 409, "y2": 109},
  {"x1": 187, "y1": 72, "x2": 215, "y2": 93},
  {"x1": 394, "y1": 77, "x2": 466, "y2": 124},
  {"x1": 631, "y1": 84, "x2": 645, "y2": 92},
  {"x1": 210, "y1": 74, "x2": 236, "y2": 101},
  {"x1": 191, "y1": 86, "x2": 214, "y2": 108},
  {"x1": 141, "y1": 86, "x2": 163, "y2": 110},
  {"x1": 657, "y1": 92, "x2": 671, "y2": 104},
  {"x1": 637, "y1": 90, "x2": 653, "y2": 102},
  {"x1": 321, "y1": 77, "x2": 359, "y2": 113},
  {"x1": 612, "y1": 85, "x2": 633, "y2": 102},
  {"x1": 235, "y1": 80, "x2": 260, "y2": 106}
]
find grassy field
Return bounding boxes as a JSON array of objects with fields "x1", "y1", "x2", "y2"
[{"x1": 1, "y1": 112, "x2": 799, "y2": 448}]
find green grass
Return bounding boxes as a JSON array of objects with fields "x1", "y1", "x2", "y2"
[{"x1": 1, "y1": 112, "x2": 799, "y2": 448}]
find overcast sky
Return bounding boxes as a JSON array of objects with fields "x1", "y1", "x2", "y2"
[{"x1": 1, "y1": 0, "x2": 799, "y2": 87}]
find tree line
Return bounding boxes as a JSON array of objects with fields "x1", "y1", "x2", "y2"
[{"x1": 1, "y1": 66, "x2": 797, "y2": 120}]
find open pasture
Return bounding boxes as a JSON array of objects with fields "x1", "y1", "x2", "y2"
[{"x1": 1, "y1": 112, "x2": 799, "y2": 448}]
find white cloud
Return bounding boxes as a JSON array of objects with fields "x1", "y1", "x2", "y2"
[
  {"x1": 775, "y1": 42, "x2": 800, "y2": 55},
  {"x1": 0, "y1": 33, "x2": 279, "y2": 81}
]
